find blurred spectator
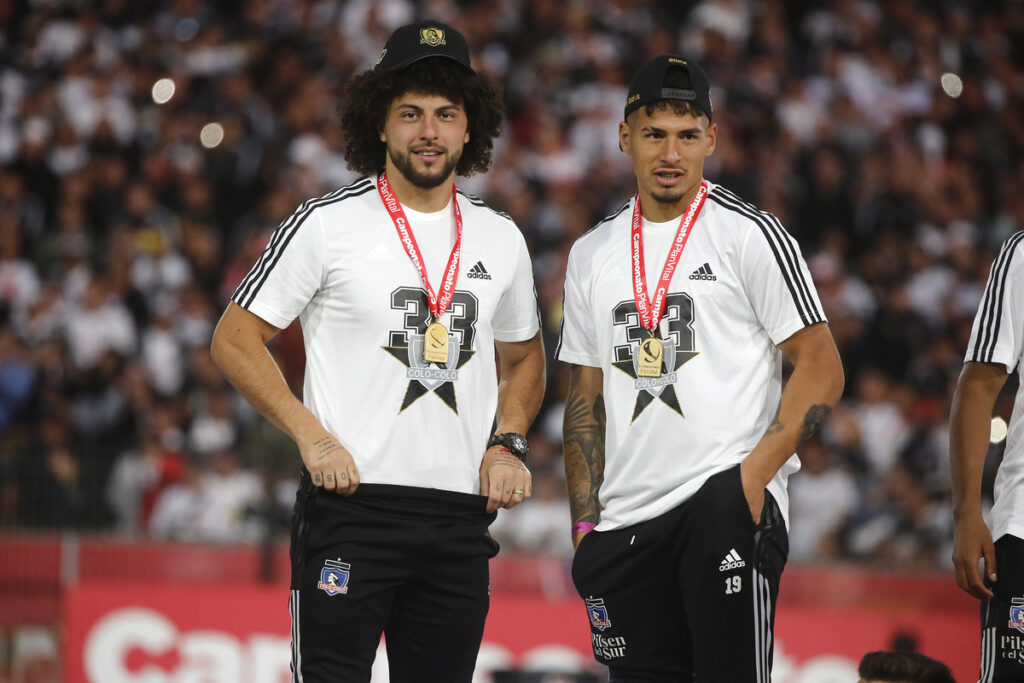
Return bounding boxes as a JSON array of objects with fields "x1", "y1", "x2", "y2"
[
  {"x1": 63, "y1": 274, "x2": 136, "y2": 371},
  {"x1": 106, "y1": 434, "x2": 163, "y2": 535},
  {"x1": 149, "y1": 451, "x2": 262, "y2": 542},
  {"x1": 848, "y1": 462, "x2": 954, "y2": 567},
  {"x1": 0, "y1": 215, "x2": 40, "y2": 313},
  {"x1": 787, "y1": 436, "x2": 858, "y2": 561},
  {"x1": 0, "y1": 327, "x2": 36, "y2": 431},
  {"x1": 848, "y1": 369, "x2": 911, "y2": 474},
  {"x1": 16, "y1": 417, "x2": 87, "y2": 528},
  {"x1": 187, "y1": 387, "x2": 237, "y2": 456}
]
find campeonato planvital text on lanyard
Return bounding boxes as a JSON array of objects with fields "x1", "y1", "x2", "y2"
[
  {"x1": 377, "y1": 172, "x2": 463, "y2": 364},
  {"x1": 630, "y1": 179, "x2": 709, "y2": 378}
]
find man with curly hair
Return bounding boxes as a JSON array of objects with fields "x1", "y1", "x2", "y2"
[{"x1": 211, "y1": 21, "x2": 545, "y2": 681}]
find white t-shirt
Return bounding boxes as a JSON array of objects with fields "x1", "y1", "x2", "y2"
[
  {"x1": 965, "y1": 230, "x2": 1024, "y2": 542},
  {"x1": 557, "y1": 182, "x2": 826, "y2": 530},
  {"x1": 233, "y1": 177, "x2": 540, "y2": 495}
]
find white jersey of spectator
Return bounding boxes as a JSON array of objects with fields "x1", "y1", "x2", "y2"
[
  {"x1": 787, "y1": 466, "x2": 858, "y2": 560},
  {"x1": 556, "y1": 182, "x2": 826, "y2": 531},
  {"x1": 232, "y1": 177, "x2": 539, "y2": 495},
  {"x1": 965, "y1": 231, "x2": 1024, "y2": 542},
  {"x1": 64, "y1": 290, "x2": 136, "y2": 369},
  {"x1": 141, "y1": 318, "x2": 184, "y2": 396},
  {"x1": 0, "y1": 258, "x2": 41, "y2": 311}
]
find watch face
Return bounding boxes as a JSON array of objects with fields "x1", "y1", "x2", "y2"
[{"x1": 510, "y1": 434, "x2": 528, "y2": 453}]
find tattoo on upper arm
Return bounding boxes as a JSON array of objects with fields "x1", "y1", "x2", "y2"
[
  {"x1": 564, "y1": 376, "x2": 606, "y2": 526},
  {"x1": 799, "y1": 404, "x2": 831, "y2": 445},
  {"x1": 763, "y1": 402, "x2": 784, "y2": 438}
]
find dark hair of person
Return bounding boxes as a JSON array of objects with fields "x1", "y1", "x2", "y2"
[
  {"x1": 857, "y1": 651, "x2": 955, "y2": 683},
  {"x1": 341, "y1": 59, "x2": 503, "y2": 177},
  {"x1": 630, "y1": 66, "x2": 710, "y2": 123}
]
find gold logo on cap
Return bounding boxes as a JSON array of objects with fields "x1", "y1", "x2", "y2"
[
  {"x1": 627, "y1": 94, "x2": 640, "y2": 104},
  {"x1": 376, "y1": 48, "x2": 387, "y2": 64},
  {"x1": 420, "y1": 28, "x2": 446, "y2": 47},
  {"x1": 669, "y1": 57, "x2": 684, "y2": 64}
]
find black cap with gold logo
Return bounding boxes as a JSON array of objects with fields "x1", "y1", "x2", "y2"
[
  {"x1": 374, "y1": 21, "x2": 472, "y2": 72},
  {"x1": 624, "y1": 55, "x2": 712, "y2": 122}
]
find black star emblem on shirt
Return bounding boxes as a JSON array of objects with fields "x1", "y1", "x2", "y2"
[
  {"x1": 384, "y1": 338, "x2": 474, "y2": 414},
  {"x1": 612, "y1": 332, "x2": 699, "y2": 422}
]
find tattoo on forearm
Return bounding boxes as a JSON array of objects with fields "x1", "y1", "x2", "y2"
[
  {"x1": 763, "y1": 402, "x2": 784, "y2": 438},
  {"x1": 564, "y1": 383, "x2": 606, "y2": 527},
  {"x1": 799, "y1": 404, "x2": 831, "y2": 445},
  {"x1": 313, "y1": 437, "x2": 341, "y2": 461}
]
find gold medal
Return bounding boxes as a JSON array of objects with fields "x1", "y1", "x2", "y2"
[
  {"x1": 424, "y1": 321, "x2": 450, "y2": 363},
  {"x1": 637, "y1": 335, "x2": 664, "y2": 378},
  {"x1": 378, "y1": 174, "x2": 466, "y2": 366}
]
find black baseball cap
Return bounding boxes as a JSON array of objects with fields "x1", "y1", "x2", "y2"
[
  {"x1": 374, "y1": 21, "x2": 472, "y2": 72},
  {"x1": 624, "y1": 55, "x2": 713, "y2": 122}
]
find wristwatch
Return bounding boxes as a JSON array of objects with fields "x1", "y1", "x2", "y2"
[{"x1": 487, "y1": 432, "x2": 529, "y2": 464}]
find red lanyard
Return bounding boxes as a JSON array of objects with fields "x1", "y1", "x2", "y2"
[
  {"x1": 630, "y1": 180, "x2": 708, "y2": 331},
  {"x1": 377, "y1": 173, "x2": 463, "y2": 320}
]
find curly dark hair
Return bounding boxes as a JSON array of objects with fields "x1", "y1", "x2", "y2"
[{"x1": 341, "y1": 60, "x2": 504, "y2": 177}]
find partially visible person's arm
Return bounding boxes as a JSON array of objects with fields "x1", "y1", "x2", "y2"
[
  {"x1": 480, "y1": 333, "x2": 546, "y2": 513},
  {"x1": 740, "y1": 322, "x2": 844, "y2": 521},
  {"x1": 211, "y1": 302, "x2": 358, "y2": 494},
  {"x1": 950, "y1": 361, "x2": 1009, "y2": 600},
  {"x1": 563, "y1": 364, "x2": 605, "y2": 549},
  {"x1": 951, "y1": 231, "x2": 1023, "y2": 599}
]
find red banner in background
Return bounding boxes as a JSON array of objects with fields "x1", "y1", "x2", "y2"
[{"x1": 64, "y1": 581, "x2": 979, "y2": 683}]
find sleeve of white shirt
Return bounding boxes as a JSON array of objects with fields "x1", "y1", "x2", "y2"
[
  {"x1": 739, "y1": 217, "x2": 827, "y2": 345},
  {"x1": 230, "y1": 204, "x2": 326, "y2": 329},
  {"x1": 555, "y1": 243, "x2": 601, "y2": 367},
  {"x1": 965, "y1": 231, "x2": 1024, "y2": 372},
  {"x1": 492, "y1": 229, "x2": 541, "y2": 343}
]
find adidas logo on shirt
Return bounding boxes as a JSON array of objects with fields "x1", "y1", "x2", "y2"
[
  {"x1": 719, "y1": 548, "x2": 745, "y2": 571},
  {"x1": 467, "y1": 261, "x2": 492, "y2": 280},
  {"x1": 689, "y1": 263, "x2": 717, "y2": 281}
]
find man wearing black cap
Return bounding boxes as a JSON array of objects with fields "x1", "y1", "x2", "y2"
[
  {"x1": 557, "y1": 55, "x2": 843, "y2": 681},
  {"x1": 211, "y1": 20, "x2": 545, "y2": 682}
]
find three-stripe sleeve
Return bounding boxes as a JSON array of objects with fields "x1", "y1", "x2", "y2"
[
  {"x1": 709, "y1": 188, "x2": 825, "y2": 343},
  {"x1": 968, "y1": 231, "x2": 1024, "y2": 366},
  {"x1": 232, "y1": 179, "x2": 374, "y2": 327}
]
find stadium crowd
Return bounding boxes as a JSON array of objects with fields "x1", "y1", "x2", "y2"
[{"x1": 0, "y1": 0, "x2": 1022, "y2": 571}]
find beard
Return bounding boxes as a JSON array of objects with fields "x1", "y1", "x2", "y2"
[
  {"x1": 387, "y1": 144, "x2": 461, "y2": 190},
  {"x1": 649, "y1": 188, "x2": 687, "y2": 204},
  {"x1": 648, "y1": 172, "x2": 696, "y2": 205}
]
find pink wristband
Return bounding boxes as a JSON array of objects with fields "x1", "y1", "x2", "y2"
[{"x1": 572, "y1": 522, "x2": 596, "y2": 534}]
